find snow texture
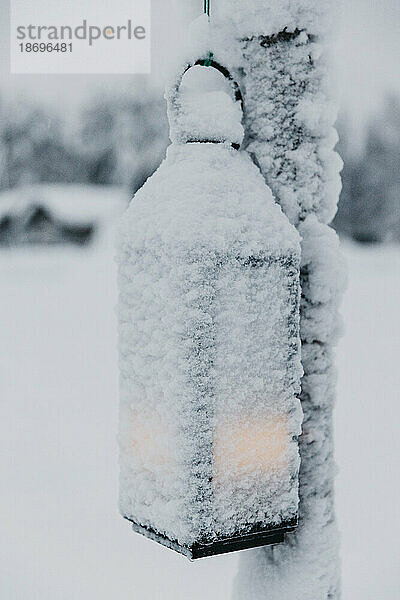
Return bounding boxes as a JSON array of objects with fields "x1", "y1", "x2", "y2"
[
  {"x1": 232, "y1": 18, "x2": 345, "y2": 600},
  {"x1": 168, "y1": 77, "x2": 244, "y2": 147},
  {"x1": 241, "y1": 34, "x2": 342, "y2": 227},
  {"x1": 117, "y1": 110, "x2": 303, "y2": 548},
  {"x1": 168, "y1": 2, "x2": 336, "y2": 88},
  {"x1": 165, "y1": 39, "x2": 245, "y2": 149},
  {"x1": 234, "y1": 218, "x2": 345, "y2": 600},
  {"x1": 168, "y1": 19, "x2": 341, "y2": 227},
  {"x1": 211, "y1": 0, "x2": 334, "y2": 39}
]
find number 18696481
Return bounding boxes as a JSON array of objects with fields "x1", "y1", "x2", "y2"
[{"x1": 19, "y1": 43, "x2": 73, "y2": 52}]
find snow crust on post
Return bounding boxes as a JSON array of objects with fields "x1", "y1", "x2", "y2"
[
  {"x1": 211, "y1": 0, "x2": 333, "y2": 38},
  {"x1": 241, "y1": 33, "x2": 342, "y2": 226},
  {"x1": 229, "y1": 3, "x2": 345, "y2": 598},
  {"x1": 117, "y1": 126, "x2": 303, "y2": 548}
]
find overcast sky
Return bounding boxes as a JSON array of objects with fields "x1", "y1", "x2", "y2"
[
  {"x1": 334, "y1": 0, "x2": 400, "y2": 117},
  {"x1": 1, "y1": 0, "x2": 400, "y2": 129}
]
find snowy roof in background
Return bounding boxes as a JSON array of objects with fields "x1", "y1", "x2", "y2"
[
  {"x1": 211, "y1": 0, "x2": 333, "y2": 37},
  {"x1": 0, "y1": 184, "x2": 128, "y2": 224}
]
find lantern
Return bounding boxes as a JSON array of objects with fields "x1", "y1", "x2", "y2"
[{"x1": 117, "y1": 61, "x2": 303, "y2": 558}]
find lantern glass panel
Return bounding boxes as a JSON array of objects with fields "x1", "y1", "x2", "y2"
[
  {"x1": 119, "y1": 250, "x2": 301, "y2": 558},
  {"x1": 213, "y1": 414, "x2": 290, "y2": 480}
]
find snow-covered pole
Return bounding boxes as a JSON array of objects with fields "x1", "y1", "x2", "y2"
[{"x1": 202, "y1": 1, "x2": 345, "y2": 598}]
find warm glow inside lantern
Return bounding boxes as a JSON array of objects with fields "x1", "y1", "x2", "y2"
[
  {"x1": 117, "y1": 61, "x2": 303, "y2": 559},
  {"x1": 118, "y1": 249, "x2": 303, "y2": 558},
  {"x1": 213, "y1": 414, "x2": 290, "y2": 481}
]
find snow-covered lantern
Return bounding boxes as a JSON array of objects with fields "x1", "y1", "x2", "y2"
[{"x1": 117, "y1": 60, "x2": 303, "y2": 558}]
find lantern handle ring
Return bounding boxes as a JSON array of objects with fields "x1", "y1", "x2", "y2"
[
  {"x1": 166, "y1": 56, "x2": 244, "y2": 149},
  {"x1": 170, "y1": 57, "x2": 244, "y2": 113}
]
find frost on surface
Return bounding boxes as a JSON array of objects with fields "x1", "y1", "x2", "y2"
[
  {"x1": 233, "y1": 14, "x2": 345, "y2": 598},
  {"x1": 169, "y1": 10, "x2": 342, "y2": 229},
  {"x1": 170, "y1": 22, "x2": 342, "y2": 228},
  {"x1": 241, "y1": 33, "x2": 342, "y2": 226},
  {"x1": 168, "y1": 89, "x2": 244, "y2": 148},
  {"x1": 211, "y1": 0, "x2": 333, "y2": 39},
  {"x1": 167, "y1": 65, "x2": 244, "y2": 147},
  {"x1": 117, "y1": 137, "x2": 303, "y2": 549}
]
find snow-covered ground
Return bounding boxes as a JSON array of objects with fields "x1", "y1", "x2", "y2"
[
  {"x1": 335, "y1": 242, "x2": 400, "y2": 599},
  {"x1": 1, "y1": 226, "x2": 399, "y2": 599}
]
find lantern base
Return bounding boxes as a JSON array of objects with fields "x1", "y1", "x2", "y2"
[{"x1": 125, "y1": 518, "x2": 297, "y2": 559}]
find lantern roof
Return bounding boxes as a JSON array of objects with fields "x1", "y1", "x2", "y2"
[{"x1": 117, "y1": 142, "x2": 300, "y2": 258}]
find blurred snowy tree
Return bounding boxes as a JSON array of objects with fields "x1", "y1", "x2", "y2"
[
  {"x1": 0, "y1": 85, "x2": 169, "y2": 196},
  {"x1": 0, "y1": 97, "x2": 85, "y2": 190},
  {"x1": 80, "y1": 99, "x2": 116, "y2": 185},
  {"x1": 334, "y1": 95, "x2": 400, "y2": 243},
  {"x1": 80, "y1": 85, "x2": 169, "y2": 194}
]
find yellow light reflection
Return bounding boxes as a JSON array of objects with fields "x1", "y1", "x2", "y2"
[
  {"x1": 213, "y1": 415, "x2": 290, "y2": 479},
  {"x1": 128, "y1": 409, "x2": 176, "y2": 473}
]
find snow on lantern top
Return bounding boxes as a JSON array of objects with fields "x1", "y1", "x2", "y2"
[{"x1": 117, "y1": 64, "x2": 303, "y2": 558}]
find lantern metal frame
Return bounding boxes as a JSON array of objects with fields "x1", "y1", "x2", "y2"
[{"x1": 125, "y1": 518, "x2": 298, "y2": 559}]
